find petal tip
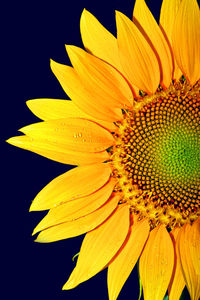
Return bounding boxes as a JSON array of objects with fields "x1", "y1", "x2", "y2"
[
  {"x1": 50, "y1": 59, "x2": 58, "y2": 71},
  {"x1": 26, "y1": 99, "x2": 36, "y2": 111},
  {"x1": 32, "y1": 230, "x2": 37, "y2": 237},
  {"x1": 6, "y1": 138, "x2": 13, "y2": 145},
  {"x1": 115, "y1": 10, "x2": 123, "y2": 20},
  {"x1": 6, "y1": 137, "x2": 21, "y2": 147},
  {"x1": 81, "y1": 8, "x2": 89, "y2": 18},
  {"x1": 29, "y1": 203, "x2": 35, "y2": 212},
  {"x1": 29, "y1": 197, "x2": 45, "y2": 212},
  {"x1": 65, "y1": 45, "x2": 80, "y2": 60},
  {"x1": 49, "y1": 58, "x2": 54, "y2": 65},
  {"x1": 62, "y1": 280, "x2": 77, "y2": 290},
  {"x1": 26, "y1": 99, "x2": 31, "y2": 107}
]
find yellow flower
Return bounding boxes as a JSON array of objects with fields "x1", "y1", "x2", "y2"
[{"x1": 7, "y1": 0, "x2": 200, "y2": 299}]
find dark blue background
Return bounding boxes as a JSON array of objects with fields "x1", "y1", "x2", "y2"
[{"x1": 3, "y1": 1, "x2": 183, "y2": 299}]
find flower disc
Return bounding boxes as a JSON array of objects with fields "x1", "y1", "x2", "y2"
[{"x1": 112, "y1": 80, "x2": 200, "y2": 228}]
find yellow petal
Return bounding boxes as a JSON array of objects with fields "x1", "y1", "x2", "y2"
[
  {"x1": 26, "y1": 99, "x2": 116, "y2": 132},
  {"x1": 177, "y1": 224, "x2": 200, "y2": 300},
  {"x1": 107, "y1": 215, "x2": 149, "y2": 300},
  {"x1": 80, "y1": 9, "x2": 140, "y2": 97},
  {"x1": 35, "y1": 194, "x2": 121, "y2": 242},
  {"x1": 189, "y1": 218, "x2": 200, "y2": 275},
  {"x1": 172, "y1": 0, "x2": 200, "y2": 85},
  {"x1": 133, "y1": 0, "x2": 173, "y2": 88},
  {"x1": 66, "y1": 45, "x2": 133, "y2": 108},
  {"x1": 19, "y1": 118, "x2": 115, "y2": 153},
  {"x1": 51, "y1": 60, "x2": 122, "y2": 122},
  {"x1": 29, "y1": 163, "x2": 111, "y2": 211},
  {"x1": 63, "y1": 204, "x2": 130, "y2": 289},
  {"x1": 168, "y1": 227, "x2": 185, "y2": 300},
  {"x1": 160, "y1": 0, "x2": 181, "y2": 40},
  {"x1": 6, "y1": 136, "x2": 109, "y2": 166},
  {"x1": 80, "y1": 9, "x2": 122, "y2": 72},
  {"x1": 116, "y1": 11, "x2": 160, "y2": 94},
  {"x1": 159, "y1": 0, "x2": 182, "y2": 80},
  {"x1": 139, "y1": 225, "x2": 174, "y2": 300},
  {"x1": 32, "y1": 178, "x2": 116, "y2": 234}
]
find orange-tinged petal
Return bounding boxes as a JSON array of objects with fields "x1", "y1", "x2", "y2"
[
  {"x1": 172, "y1": 0, "x2": 200, "y2": 85},
  {"x1": 63, "y1": 204, "x2": 130, "y2": 289},
  {"x1": 189, "y1": 218, "x2": 200, "y2": 275},
  {"x1": 177, "y1": 224, "x2": 200, "y2": 300},
  {"x1": 159, "y1": 0, "x2": 182, "y2": 80},
  {"x1": 107, "y1": 215, "x2": 149, "y2": 300},
  {"x1": 34, "y1": 193, "x2": 121, "y2": 242},
  {"x1": 50, "y1": 60, "x2": 122, "y2": 122},
  {"x1": 32, "y1": 178, "x2": 116, "y2": 234},
  {"x1": 168, "y1": 227, "x2": 185, "y2": 300},
  {"x1": 19, "y1": 118, "x2": 115, "y2": 153},
  {"x1": 26, "y1": 99, "x2": 116, "y2": 132},
  {"x1": 160, "y1": 0, "x2": 181, "y2": 40},
  {"x1": 29, "y1": 163, "x2": 111, "y2": 211},
  {"x1": 116, "y1": 11, "x2": 160, "y2": 94},
  {"x1": 133, "y1": 0, "x2": 173, "y2": 88},
  {"x1": 66, "y1": 45, "x2": 133, "y2": 108},
  {"x1": 80, "y1": 9, "x2": 122, "y2": 72},
  {"x1": 6, "y1": 136, "x2": 109, "y2": 166},
  {"x1": 139, "y1": 225, "x2": 174, "y2": 300}
]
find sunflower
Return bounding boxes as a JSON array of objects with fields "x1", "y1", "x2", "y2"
[{"x1": 7, "y1": 0, "x2": 200, "y2": 299}]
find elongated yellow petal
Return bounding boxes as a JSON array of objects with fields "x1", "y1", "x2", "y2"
[
  {"x1": 35, "y1": 194, "x2": 121, "y2": 242},
  {"x1": 29, "y1": 163, "x2": 111, "y2": 211},
  {"x1": 26, "y1": 99, "x2": 116, "y2": 132},
  {"x1": 160, "y1": 0, "x2": 181, "y2": 40},
  {"x1": 80, "y1": 9, "x2": 140, "y2": 97},
  {"x1": 19, "y1": 118, "x2": 115, "y2": 153},
  {"x1": 116, "y1": 11, "x2": 160, "y2": 94},
  {"x1": 168, "y1": 228, "x2": 185, "y2": 300},
  {"x1": 66, "y1": 45, "x2": 133, "y2": 108},
  {"x1": 177, "y1": 224, "x2": 200, "y2": 300},
  {"x1": 189, "y1": 218, "x2": 200, "y2": 275},
  {"x1": 32, "y1": 178, "x2": 116, "y2": 234},
  {"x1": 133, "y1": 0, "x2": 173, "y2": 88},
  {"x1": 107, "y1": 215, "x2": 149, "y2": 300},
  {"x1": 139, "y1": 225, "x2": 174, "y2": 300},
  {"x1": 63, "y1": 204, "x2": 130, "y2": 290},
  {"x1": 80, "y1": 9, "x2": 122, "y2": 72},
  {"x1": 172, "y1": 0, "x2": 200, "y2": 85},
  {"x1": 6, "y1": 136, "x2": 109, "y2": 166},
  {"x1": 51, "y1": 60, "x2": 122, "y2": 122},
  {"x1": 159, "y1": 0, "x2": 182, "y2": 80}
]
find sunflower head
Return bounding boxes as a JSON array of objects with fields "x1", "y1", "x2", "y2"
[{"x1": 7, "y1": 0, "x2": 200, "y2": 300}]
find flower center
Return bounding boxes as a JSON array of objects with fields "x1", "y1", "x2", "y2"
[{"x1": 112, "y1": 80, "x2": 200, "y2": 229}]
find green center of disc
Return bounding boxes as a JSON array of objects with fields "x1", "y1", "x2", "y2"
[{"x1": 157, "y1": 126, "x2": 200, "y2": 185}]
